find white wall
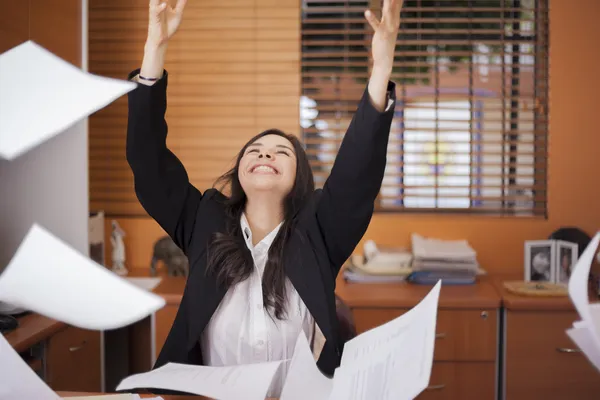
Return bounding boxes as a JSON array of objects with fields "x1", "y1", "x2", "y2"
[{"x1": 0, "y1": 119, "x2": 89, "y2": 271}]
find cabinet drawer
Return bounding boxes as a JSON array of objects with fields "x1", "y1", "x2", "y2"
[
  {"x1": 505, "y1": 311, "x2": 600, "y2": 400},
  {"x1": 416, "y1": 361, "x2": 496, "y2": 400},
  {"x1": 46, "y1": 326, "x2": 101, "y2": 392},
  {"x1": 352, "y1": 308, "x2": 497, "y2": 361}
]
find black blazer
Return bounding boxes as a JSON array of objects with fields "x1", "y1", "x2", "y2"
[{"x1": 125, "y1": 68, "x2": 396, "y2": 379}]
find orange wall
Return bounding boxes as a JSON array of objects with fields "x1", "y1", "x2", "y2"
[
  {"x1": 360, "y1": 0, "x2": 600, "y2": 273},
  {"x1": 103, "y1": 1, "x2": 600, "y2": 274}
]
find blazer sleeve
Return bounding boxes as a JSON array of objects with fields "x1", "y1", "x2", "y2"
[
  {"x1": 125, "y1": 68, "x2": 202, "y2": 255},
  {"x1": 316, "y1": 80, "x2": 396, "y2": 273}
]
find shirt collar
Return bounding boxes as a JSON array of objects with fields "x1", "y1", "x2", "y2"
[{"x1": 240, "y1": 213, "x2": 283, "y2": 251}]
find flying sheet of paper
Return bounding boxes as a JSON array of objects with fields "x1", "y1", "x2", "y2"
[
  {"x1": 280, "y1": 333, "x2": 333, "y2": 400},
  {"x1": 0, "y1": 40, "x2": 136, "y2": 160},
  {"x1": 0, "y1": 223, "x2": 166, "y2": 330},
  {"x1": 116, "y1": 361, "x2": 283, "y2": 400},
  {"x1": 566, "y1": 322, "x2": 600, "y2": 373},
  {"x1": 329, "y1": 281, "x2": 441, "y2": 400},
  {"x1": 566, "y1": 231, "x2": 600, "y2": 371},
  {"x1": 341, "y1": 280, "x2": 441, "y2": 366},
  {"x1": 328, "y1": 331, "x2": 421, "y2": 400},
  {"x1": 0, "y1": 333, "x2": 60, "y2": 400},
  {"x1": 568, "y1": 232, "x2": 600, "y2": 339}
]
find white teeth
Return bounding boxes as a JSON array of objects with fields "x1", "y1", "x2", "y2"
[{"x1": 253, "y1": 165, "x2": 276, "y2": 173}]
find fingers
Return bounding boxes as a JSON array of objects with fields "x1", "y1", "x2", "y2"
[
  {"x1": 364, "y1": 10, "x2": 380, "y2": 31},
  {"x1": 174, "y1": 0, "x2": 188, "y2": 14}
]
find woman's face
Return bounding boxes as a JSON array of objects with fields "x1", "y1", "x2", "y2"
[{"x1": 238, "y1": 134, "x2": 297, "y2": 197}]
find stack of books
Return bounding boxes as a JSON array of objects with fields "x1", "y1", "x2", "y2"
[
  {"x1": 409, "y1": 234, "x2": 482, "y2": 285},
  {"x1": 343, "y1": 240, "x2": 413, "y2": 283}
]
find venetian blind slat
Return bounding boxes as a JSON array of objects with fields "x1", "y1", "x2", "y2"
[
  {"x1": 89, "y1": 0, "x2": 300, "y2": 216},
  {"x1": 301, "y1": 0, "x2": 550, "y2": 216}
]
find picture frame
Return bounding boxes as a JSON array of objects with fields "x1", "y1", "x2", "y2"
[
  {"x1": 554, "y1": 240, "x2": 578, "y2": 286},
  {"x1": 524, "y1": 240, "x2": 555, "y2": 283}
]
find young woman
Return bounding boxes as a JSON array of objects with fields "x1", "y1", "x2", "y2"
[{"x1": 126, "y1": 0, "x2": 402, "y2": 394}]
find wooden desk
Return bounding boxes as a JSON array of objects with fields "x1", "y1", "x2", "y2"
[
  {"x1": 336, "y1": 275, "x2": 502, "y2": 400},
  {"x1": 6, "y1": 313, "x2": 101, "y2": 393},
  {"x1": 493, "y1": 277, "x2": 600, "y2": 400}
]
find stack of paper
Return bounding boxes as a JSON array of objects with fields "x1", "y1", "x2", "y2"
[
  {"x1": 566, "y1": 231, "x2": 600, "y2": 372},
  {"x1": 410, "y1": 234, "x2": 480, "y2": 284},
  {"x1": 116, "y1": 281, "x2": 442, "y2": 400}
]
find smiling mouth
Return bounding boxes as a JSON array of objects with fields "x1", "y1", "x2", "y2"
[{"x1": 250, "y1": 165, "x2": 279, "y2": 174}]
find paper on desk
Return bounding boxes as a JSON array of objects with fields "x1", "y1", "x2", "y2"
[
  {"x1": 0, "y1": 40, "x2": 136, "y2": 160},
  {"x1": 116, "y1": 361, "x2": 283, "y2": 400},
  {"x1": 280, "y1": 333, "x2": 333, "y2": 400},
  {"x1": 0, "y1": 333, "x2": 60, "y2": 400},
  {"x1": 0, "y1": 223, "x2": 165, "y2": 330}
]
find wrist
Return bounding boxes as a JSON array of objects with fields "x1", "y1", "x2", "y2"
[{"x1": 371, "y1": 64, "x2": 393, "y2": 80}]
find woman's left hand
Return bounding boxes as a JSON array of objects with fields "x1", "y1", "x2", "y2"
[{"x1": 365, "y1": 0, "x2": 404, "y2": 73}]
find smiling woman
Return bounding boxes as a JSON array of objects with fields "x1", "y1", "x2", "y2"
[{"x1": 124, "y1": 0, "x2": 402, "y2": 396}]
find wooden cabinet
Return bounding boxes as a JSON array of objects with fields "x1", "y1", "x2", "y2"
[
  {"x1": 503, "y1": 309, "x2": 600, "y2": 399},
  {"x1": 46, "y1": 326, "x2": 101, "y2": 392},
  {"x1": 495, "y1": 276, "x2": 600, "y2": 400},
  {"x1": 336, "y1": 276, "x2": 501, "y2": 400}
]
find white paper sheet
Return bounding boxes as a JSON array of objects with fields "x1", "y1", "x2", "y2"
[
  {"x1": 566, "y1": 231, "x2": 600, "y2": 373},
  {"x1": 280, "y1": 333, "x2": 333, "y2": 400},
  {"x1": 116, "y1": 361, "x2": 283, "y2": 400},
  {"x1": 566, "y1": 322, "x2": 600, "y2": 373},
  {"x1": 342, "y1": 280, "x2": 441, "y2": 366},
  {"x1": 0, "y1": 41, "x2": 136, "y2": 160},
  {"x1": 0, "y1": 333, "x2": 60, "y2": 400},
  {"x1": 568, "y1": 233, "x2": 599, "y2": 326},
  {"x1": 330, "y1": 281, "x2": 441, "y2": 400},
  {"x1": 0, "y1": 223, "x2": 166, "y2": 330}
]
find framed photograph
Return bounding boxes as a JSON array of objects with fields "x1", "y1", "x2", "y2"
[
  {"x1": 554, "y1": 240, "x2": 578, "y2": 286},
  {"x1": 525, "y1": 240, "x2": 555, "y2": 283}
]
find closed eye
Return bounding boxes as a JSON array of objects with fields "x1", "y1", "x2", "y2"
[{"x1": 277, "y1": 150, "x2": 290, "y2": 156}]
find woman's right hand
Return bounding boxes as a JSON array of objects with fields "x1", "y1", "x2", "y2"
[
  {"x1": 147, "y1": 0, "x2": 188, "y2": 48},
  {"x1": 140, "y1": 0, "x2": 187, "y2": 82}
]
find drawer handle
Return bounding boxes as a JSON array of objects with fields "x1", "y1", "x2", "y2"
[
  {"x1": 556, "y1": 347, "x2": 581, "y2": 353},
  {"x1": 426, "y1": 384, "x2": 446, "y2": 391},
  {"x1": 69, "y1": 340, "x2": 87, "y2": 352},
  {"x1": 435, "y1": 333, "x2": 446, "y2": 339}
]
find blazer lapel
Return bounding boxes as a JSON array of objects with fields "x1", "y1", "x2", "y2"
[
  {"x1": 284, "y1": 231, "x2": 334, "y2": 343},
  {"x1": 185, "y1": 265, "x2": 226, "y2": 352}
]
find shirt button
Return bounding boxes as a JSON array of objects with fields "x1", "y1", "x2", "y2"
[
  {"x1": 257, "y1": 304, "x2": 262, "y2": 311},
  {"x1": 257, "y1": 340, "x2": 264, "y2": 346}
]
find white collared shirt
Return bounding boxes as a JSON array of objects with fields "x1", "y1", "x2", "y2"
[{"x1": 200, "y1": 213, "x2": 315, "y2": 396}]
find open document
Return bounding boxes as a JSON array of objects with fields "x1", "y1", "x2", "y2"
[
  {"x1": 116, "y1": 281, "x2": 441, "y2": 400},
  {"x1": 0, "y1": 40, "x2": 136, "y2": 160},
  {"x1": 0, "y1": 223, "x2": 165, "y2": 330},
  {"x1": 281, "y1": 280, "x2": 440, "y2": 400},
  {"x1": 566, "y1": 231, "x2": 600, "y2": 372}
]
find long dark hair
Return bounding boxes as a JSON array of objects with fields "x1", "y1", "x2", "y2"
[{"x1": 206, "y1": 129, "x2": 315, "y2": 320}]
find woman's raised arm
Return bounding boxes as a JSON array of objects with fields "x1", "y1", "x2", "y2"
[
  {"x1": 126, "y1": 0, "x2": 200, "y2": 254},
  {"x1": 316, "y1": 0, "x2": 403, "y2": 272}
]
